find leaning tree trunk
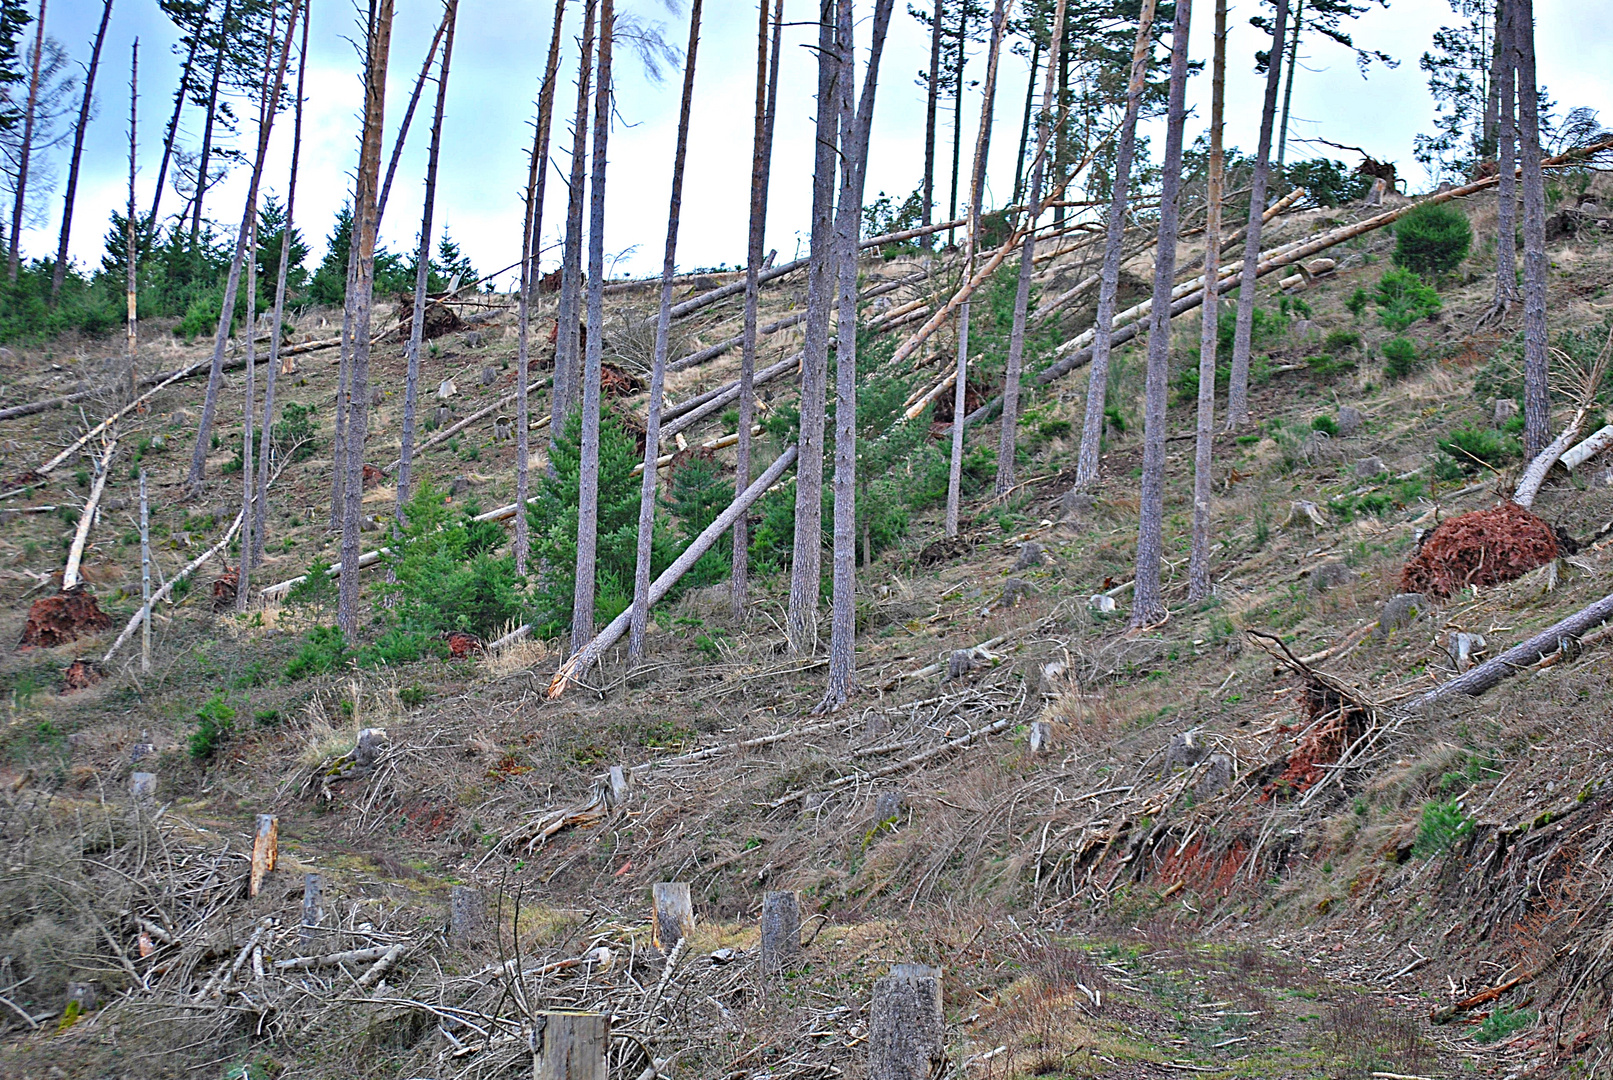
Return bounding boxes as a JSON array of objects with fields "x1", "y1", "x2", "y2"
[
  {"x1": 1188, "y1": 0, "x2": 1227, "y2": 604},
  {"x1": 822, "y1": 0, "x2": 896, "y2": 710},
  {"x1": 628, "y1": 0, "x2": 704, "y2": 662},
  {"x1": 731, "y1": 0, "x2": 784, "y2": 621},
  {"x1": 1011, "y1": 36, "x2": 1039, "y2": 207},
  {"x1": 921, "y1": 0, "x2": 943, "y2": 249},
  {"x1": 1224, "y1": 0, "x2": 1288, "y2": 428},
  {"x1": 185, "y1": 1, "x2": 299, "y2": 497},
  {"x1": 1483, "y1": 0, "x2": 1502, "y2": 153},
  {"x1": 253, "y1": 0, "x2": 309, "y2": 571},
  {"x1": 1482, "y1": 0, "x2": 1518, "y2": 326},
  {"x1": 374, "y1": 9, "x2": 450, "y2": 230},
  {"x1": 551, "y1": 0, "x2": 599, "y2": 456},
  {"x1": 569, "y1": 0, "x2": 614, "y2": 654},
  {"x1": 7, "y1": 0, "x2": 46, "y2": 283},
  {"x1": 146, "y1": 26, "x2": 200, "y2": 245},
  {"x1": 784, "y1": 0, "x2": 844, "y2": 657},
  {"x1": 1071, "y1": 0, "x2": 1160, "y2": 490},
  {"x1": 1274, "y1": 0, "x2": 1302, "y2": 174},
  {"x1": 1130, "y1": 0, "x2": 1193, "y2": 630},
  {"x1": 1514, "y1": 0, "x2": 1548, "y2": 459},
  {"x1": 189, "y1": 0, "x2": 233, "y2": 247},
  {"x1": 336, "y1": 0, "x2": 394, "y2": 634},
  {"x1": 51, "y1": 0, "x2": 114, "y2": 304},
  {"x1": 394, "y1": 0, "x2": 457, "y2": 527},
  {"x1": 945, "y1": 0, "x2": 1007, "y2": 536},
  {"x1": 996, "y1": 0, "x2": 1069, "y2": 498},
  {"x1": 945, "y1": 2, "x2": 968, "y2": 249}
]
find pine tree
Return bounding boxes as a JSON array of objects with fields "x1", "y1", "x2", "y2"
[
  {"x1": 1513, "y1": 0, "x2": 1546, "y2": 457},
  {"x1": 48, "y1": 0, "x2": 112, "y2": 303},
  {"x1": 1131, "y1": 0, "x2": 1193, "y2": 630},
  {"x1": 6, "y1": 0, "x2": 45, "y2": 282},
  {"x1": 1188, "y1": 0, "x2": 1226, "y2": 604},
  {"x1": 1479, "y1": 0, "x2": 1517, "y2": 327},
  {"x1": 552, "y1": 0, "x2": 599, "y2": 456}
]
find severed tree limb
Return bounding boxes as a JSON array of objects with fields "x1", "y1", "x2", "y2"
[
  {"x1": 273, "y1": 945, "x2": 393, "y2": 971},
  {"x1": 1515, "y1": 327, "x2": 1610, "y2": 507},
  {"x1": 61, "y1": 436, "x2": 119, "y2": 590},
  {"x1": 381, "y1": 381, "x2": 551, "y2": 474},
  {"x1": 548, "y1": 444, "x2": 798, "y2": 697},
  {"x1": 102, "y1": 508, "x2": 243, "y2": 663},
  {"x1": 1416, "y1": 590, "x2": 1613, "y2": 704},
  {"x1": 356, "y1": 942, "x2": 409, "y2": 989}
]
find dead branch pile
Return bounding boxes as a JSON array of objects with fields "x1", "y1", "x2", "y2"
[{"x1": 1399, "y1": 502, "x2": 1559, "y2": 598}]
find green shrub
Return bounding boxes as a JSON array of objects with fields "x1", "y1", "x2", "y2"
[
  {"x1": 663, "y1": 455, "x2": 732, "y2": 591},
  {"x1": 1310, "y1": 415, "x2": 1339, "y2": 436},
  {"x1": 285, "y1": 560, "x2": 336, "y2": 616},
  {"x1": 1345, "y1": 287, "x2": 1371, "y2": 318},
  {"x1": 1375, "y1": 268, "x2": 1443, "y2": 332},
  {"x1": 285, "y1": 625, "x2": 348, "y2": 680},
  {"x1": 383, "y1": 482, "x2": 525, "y2": 639},
  {"x1": 1393, "y1": 202, "x2": 1472, "y2": 277},
  {"x1": 1414, "y1": 798, "x2": 1473, "y2": 857},
  {"x1": 271, "y1": 402, "x2": 318, "y2": 462},
  {"x1": 1437, "y1": 425, "x2": 1519, "y2": 470},
  {"x1": 1473, "y1": 1004, "x2": 1535, "y2": 1045},
  {"x1": 1306, "y1": 354, "x2": 1356, "y2": 379},
  {"x1": 1382, "y1": 337, "x2": 1419, "y2": 380},
  {"x1": 1322, "y1": 328, "x2": 1361, "y2": 355},
  {"x1": 189, "y1": 693, "x2": 236, "y2": 760}
]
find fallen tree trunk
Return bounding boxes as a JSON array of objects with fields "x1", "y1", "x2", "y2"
[
  {"x1": 1562, "y1": 424, "x2": 1613, "y2": 473},
  {"x1": 1514, "y1": 406, "x2": 1588, "y2": 508},
  {"x1": 102, "y1": 508, "x2": 245, "y2": 663},
  {"x1": 61, "y1": 436, "x2": 118, "y2": 589},
  {"x1": 1417, "y1": 590, "x2": 1613, "y2": 704},
  {"x1": 548, "y1": 444, "x2": 799, "y2": 698},
  {"x1": 660, "y1": 353, "x2": 799, "y2": 441},
  {"x1": 382, "y1": 380, "x2": 551, "y2": 474}
]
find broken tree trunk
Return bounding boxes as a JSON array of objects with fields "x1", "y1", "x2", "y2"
[
  {"x1": 760, "y1": 890, "x2": 801, "y2": 973},
  {"x1": 869, "y1": 964, "x2": 945, "y2": 1080},
  {"x1": 301, "y1": 873, "x2": 322, "y2": 942},
  {"x1": 1417, "y1": 590, "x2": 1613, "y2": 704},
  {"x1": 548, "y1": 444, "x2": 798, "y2": 696},
  {"x1": 62, "y1": 437, "x2": 119, "y2": 590},
  {"x1": 249, "y1": 814, "x2": 277, "y2": 898},
  {"x1": 651, "y1": 882, "x2": 694, "y2": 953},
  {"x1": 1514, "y1": 407, "x2": 1587, "y2": 508},
  {"x1": 539, "y1": 1012, "x2": 609, "y2": 1080},
  {"x1": 449, "y1": 884, "x2": 482, "y2": 943}
]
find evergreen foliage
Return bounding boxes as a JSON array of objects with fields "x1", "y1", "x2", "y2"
[{"x1": 1393, "y1": 202, "x2": 1472, "y2": 277}]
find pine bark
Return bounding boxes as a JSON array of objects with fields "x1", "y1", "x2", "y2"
[
  {"x1": 731, "y1": 0, "x2": 784, "y2": 621},
  {"x1": 1483, "y1": 0, "x2": 1501, "y2": 152},
  {"x1": 184, "y1": 1, "x2": 299, "y2": 497},
  {"x1": 1223, "y1": 0, "x2": 1288, "y2": 428},
  {"x1": 995, "y1": 0, "x2": 1068, "y2": 498},
  {"x1": 945, "y1": 2, "x2": 967, "y2": 249},
  {"x1": 1011, "y1": 37, "x2": 1038, "y2": 206},
  {"x1": 253, "y1": 0, "x2": 308, "y2": 571},
  {"x1": 1188, "y1": 0, "x2": 1227, "y2": 604},
  {"x1": 1488, "y1": 0, "x2": 1518, "y2": 319},
  {"x1": 7, "y1": 0, "x2": 47, "y2": 282},
  {"x1": 395, "y1": 1, "x2": 457, "y2": 528},
  {"x1": 785, "y1": 0, "x2": 844, "y2": 656},
  {"x1": 921, "y1": 0, "x2": 943, "y2": 248},
  {"x1": 823, "y1": 0, "x2": 896, "y2": 709},
  {"x1": 189, "y1": 0, "x2": 233, "y2": 246},
  {"x1": 1130, "y1": 0, "x2": 1193, "y2": 630},
  {"x1": 552, "y1": 0, "x2": 599, "y2": 453},
  {"x1": 1071, "y1": 0, "x2": 1159, "y2": 490},
  {"x1": 628, "y1": 0, "x2": 703, "y2": 662},
  {"x1": 336, "y1": 0, "x2": 394, "y2": 634},
  {"x1": 1514, "y1": 0, "x2": 1547, "y2": 458},
  {"x1": 944, "y1": 0, "x2": 1007, "y2": 536},
  {"x1": 51, "y1": 0, "x2": 114, "y2": 303},
  {"x1": 569, "y1": 0, "x2": 614, "y2": 654}
]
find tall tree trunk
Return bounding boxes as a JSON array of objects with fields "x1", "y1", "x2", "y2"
[
  {"x1": 1071, "y1": 0, "x2": 1159, "y2": 490},
  {"x1": 50, "y1": 0, "x2": 114, "y2": 303},
  {"x1": 569, "y1": 0, "x2": 614, "y2": 654},
  {"x1": 1275, "y1": 0, "x2": 1302, "y2": 175},
  {"x1": 995, "y1": 0, "x2": 1069, "y2": 498},
  {"x1": 944, "y1": 0, "x2": 1006, "y2": 537},
  {"x1": 921, "y1": 0, "x2": 942, "y2": 250},
  {"x1": 785, "y1": 0, "x2": 844, "y2": 656},
  {"x1": 236, "y1": 215, "x2": 257, "y2": 611},
  {"x1": 731, "y1": 0, "x2": 783, "y2": 621},
  {"x1": 147, "y1": 26, "x2": 201, "y2": 245},
  {"x1": 336, "y1": 0, "x2": 394, "y2": 634},
  {"x1": 253, "y1": 0, "x2": 308, "y2": 571},
  {"x1": 823, "y1": 0, "x2": 896, "y2": 709},
  {"x1": 628, "y1": 0, "x2": 703, "y2": 662},
  {"x1": 375, "y1": 9, "x2": 450, "y2": 231},
  {"x1": 945, "y1": 2, "x2": 967, "y2": 249},
  {"x1": 1514, "y1": 0, "x2": 1547, "y2": 458},
  {"x1": 1485, "y1": 0, "x2": 1518, "y2": 323},
  {"x1": 1053, "y1": 15, "x2": 1068, "y2": 229},
  {"x1": 185, "y1": 1, "x2": 299, "y2": 497},
  {"x1": 552, "y1": 0, "x2": 599, "y2": 455},
  {"x1": 190, "y1": 0, "x2": 234, "y2": 247},
  {"x1": 511, "y1": 0, "x2": 566, "y2": 575},
  {"x1": 7, "y1": 0, "x2": 47, "y2": 282},
  {"x1": 1130, "y1": 0, "x2": 1193, "y2": 630},
  {"x1": 125, "y1": 39, "x2": 137, "y2": 391},
  {"x1": 1188, "y1": 0, "x2": 1226, "y2": 604},
  {"x1": 1011, "y1": 36, "x2": 1039, "y2": 206},
  {"x1": 1223, "y1": 0, "x2": 1288, "y2": 428},
  {"x1": 394, "y1": 0, "x2": 455, "y2": 535},
  {"x1": 1482, "y1": 0, "x2": 1501, "y2": 154}
]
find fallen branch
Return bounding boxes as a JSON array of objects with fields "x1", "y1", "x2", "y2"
[
  {"x1": 382, "y1": 379, "x2": 551, "y2": 474},
  {"x1": 273, "y1": 945, "x2": 394, "y2": 971},
  {"x1": 101, "y1": 507, "x2": 245, "y2": 663},
  {"x1": 61, "y1": 436, "x2": 119, "y2": 589},
  {"x1": 548, "y1": 444, "x2": 799, "y2": 698},
  {"x1": 1429, "y1": 975, "x2": 1526, "y2": 1023},
  {"x1": 1416, "y1": 591, "x2": 1613, "y2": 704}
]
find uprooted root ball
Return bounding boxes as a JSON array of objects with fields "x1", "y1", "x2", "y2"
[{"x1": 1399, "y1": 502, "x2": 1558, "y2": 598}]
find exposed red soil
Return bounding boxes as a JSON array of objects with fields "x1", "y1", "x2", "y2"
[{"x1": 17, "y1": 588, "x2": 112, "y2": 649}]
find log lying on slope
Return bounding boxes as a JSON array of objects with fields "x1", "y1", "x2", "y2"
[
  {"x1": 61, "y1": 436, "x2": 119, "y2": 589},
  {"x1": 1417, "y1": 590, "x2": 1613, "y2": 704},
  {"x1": 103, "y1": 509, "x2": 245, "y2": 663},
  {"x1": 547, "y1": 444, "x2": 799, "y2": 698}
]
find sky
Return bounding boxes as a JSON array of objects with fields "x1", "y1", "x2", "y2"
[{"x1": 20, "y1": 0, "x2": 1613, "y2": 289}]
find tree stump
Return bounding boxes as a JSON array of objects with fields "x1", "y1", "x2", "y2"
[
  {"x1": 874, "y1": 791, "x2": 905, "y2": 823},
  {"x1": 302, "y1": 873, "x2": 323, "y2": 942},
  {"x1": 760, "y1": 890, "x2": 801, "y2": 973},
  {"x1": 129, "y1": 771, "x2": 157, "y2": 802},
  {"x1": 450, "y1": 885, "x2": 483, "y2": 944},
  {"x1": 249, "y1": 814, "x2": 278, "y2": 898},
  {"x1": 607, "y1": 765, "x2": 631, "y2": 806},
  {"x1": 538, "y1": 1011, "x2": 609, "y2": 1080},
  {"x1": 869, "y1": 964, "x2": 945, "y2": 1080},
  {"x1": 1028, "y1": 721, "x2": 1052, "y2": 755},
  {"x1": 651, "y1": 882, "x2": 694, "y2": 953}
]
